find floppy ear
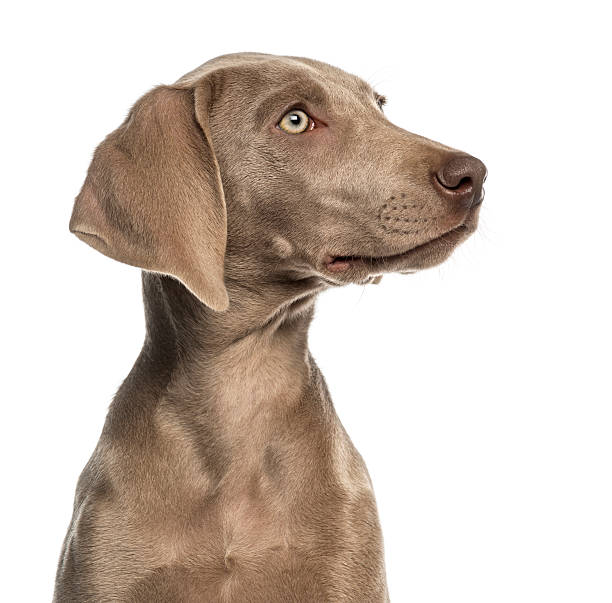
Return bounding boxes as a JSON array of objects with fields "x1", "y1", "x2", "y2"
[{"x1": 69, "y1": 82, "x2": 229, "y2": 311}]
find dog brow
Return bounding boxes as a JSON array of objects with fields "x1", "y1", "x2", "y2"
[{"x1": 254, "y1": 84, "x2": 329, "y2": 125}]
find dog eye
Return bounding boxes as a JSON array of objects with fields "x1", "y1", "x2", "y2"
[
  {"x1": 278, "y1": 109, "x2": 313, "y2": 134},
  {"x1": 375, "y1": 94, "x2": 387, "y2": 111}
]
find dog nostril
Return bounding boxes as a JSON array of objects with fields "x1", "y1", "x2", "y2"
[
  {"x1": 435, "y1": 154, "x2": 486, "y2": 207},
  {"x1": 437, "y1": 175, "x2": 473, "y2": 193}
]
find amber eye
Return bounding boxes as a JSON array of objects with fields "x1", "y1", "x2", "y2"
[{"x1": 278, "y1": 109, "x2": 313, "y2": 134}]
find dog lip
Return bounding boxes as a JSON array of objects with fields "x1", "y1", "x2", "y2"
[
  {"x1": 322, "y1": 222, "x2": 471, "y2": 273},
  {"x1": 323, "y1": 255, "x2": 355, "y2": 273}
]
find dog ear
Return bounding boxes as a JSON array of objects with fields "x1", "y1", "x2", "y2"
[{"x1": 69, "y1": 82, "x2": 229, "y2": 311}]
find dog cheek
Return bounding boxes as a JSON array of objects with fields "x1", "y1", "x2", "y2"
[{"x1": 270, "y1": 236, "x2": 294, "y2": 259}]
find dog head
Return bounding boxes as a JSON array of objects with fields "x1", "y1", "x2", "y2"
[{"x1": 70, "y1": 53, "x2": 485, "y2": 311}]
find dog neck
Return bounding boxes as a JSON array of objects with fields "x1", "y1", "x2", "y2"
[{"x1": 126, "y1": 272, "x2": 326, "y2": 467}]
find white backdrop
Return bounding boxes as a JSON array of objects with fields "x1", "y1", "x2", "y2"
[{"x1": 2, "y1": 1, "x2": 610, "y2": 601}]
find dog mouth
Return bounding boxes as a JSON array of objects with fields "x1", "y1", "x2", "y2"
[{"x1": 322, "y1": 220, "x2": 474, "y2": 275}]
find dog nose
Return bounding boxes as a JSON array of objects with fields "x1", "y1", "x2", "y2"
[{"x1": 435, "y1": 154, "x2": 486, "y2": 207}]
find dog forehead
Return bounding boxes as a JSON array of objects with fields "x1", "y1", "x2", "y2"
[{"x1": 176, "y1": 52, "x2": 373, "y2": 103}]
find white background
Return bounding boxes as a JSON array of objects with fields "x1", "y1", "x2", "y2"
[{"x1": 2, "y1": 1, "x2": 610, "y2": 601}]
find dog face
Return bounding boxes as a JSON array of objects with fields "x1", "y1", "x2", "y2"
[
  {"x1": 70, "y1": 53, "x2": 485, "y2": 309},
  {"x1": 200, "y1": 54, "x2": 486, "y2": 288}
]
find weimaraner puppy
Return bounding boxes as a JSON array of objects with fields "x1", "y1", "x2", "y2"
[{"x1": 55, "y1": 52, "x2": 486, "y2": 602}]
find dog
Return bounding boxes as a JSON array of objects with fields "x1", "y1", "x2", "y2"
[{"x1": 55, "y1": 52, "x2": 485, "y2": 602}]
